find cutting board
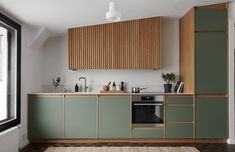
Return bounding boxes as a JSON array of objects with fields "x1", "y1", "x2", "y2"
[{"x1": 100, "y1": 90, "x2": 125, "y2": 93}]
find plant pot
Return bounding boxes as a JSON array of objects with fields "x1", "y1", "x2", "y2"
[{"x1": 164, "y1": 84, "x2": 172, "y2": 93}]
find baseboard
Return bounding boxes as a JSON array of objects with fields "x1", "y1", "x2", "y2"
[
  {"x1": 30, "y1": 139, "x2": 227, "y2": 144},
  {"x1": 19, "y1": 139, "x2": 29, "y2": 150},
  {"x1": 227, "y1": 139, "x2": 235, "y2": 144}
]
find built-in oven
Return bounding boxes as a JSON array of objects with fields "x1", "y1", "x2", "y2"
[{"x1": 132, "y1": 96, "x2": 164, "y2": 128}]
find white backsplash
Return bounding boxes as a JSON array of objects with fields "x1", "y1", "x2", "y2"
[{"x1": 42, "y1": 83, "x2": 165, "y2": 93}]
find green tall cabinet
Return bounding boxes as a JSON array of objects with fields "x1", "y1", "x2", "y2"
[
  {"x1": 28, "y1": 95, "x2": 63, "y2": 139},
  {"x1": 195, "y1": 9, "x2": 227, "y2": 94},
  {"x1": 180, "y1": 3, "x2": 228, "y2": 139},
  {"x1": 99, "y1": 96, "x2": 130, "y2": 138},
  {"x1": 64, "y1": 96, "x2": 97, "y2": 138},
  {"x1": 195, "y1": 7, "x2": 227, "y2": 139}
]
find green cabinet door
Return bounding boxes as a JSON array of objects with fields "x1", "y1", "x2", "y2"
[
  {"x1": 28, "y1": 95, "x2": 63, "y2": 139},
  {"x1": 64, "y1": 96, "x2": 97, "y2": 138},
  {"x1": 166, "y1": 106, "x2": 193, "y2": 122},
  {"x1": 99, "y1": 96, "x2": 130, "y2": 138},
  {"x1": 196, "y1": 97, "x2": 227, "y2": 138},
  {"x1": 166, "y1": 123, "x2": 193, "y2": 138},
  {"x1": 195, "y1": 9, "x2": 227, "y2": 31},
  {"x1": 195, "y1": 32, "x2": 227, "y2": 94}
]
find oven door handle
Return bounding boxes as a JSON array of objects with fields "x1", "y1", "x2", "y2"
[{"x1": 133, "y1": 103, "x2": 164, "y2": 106}]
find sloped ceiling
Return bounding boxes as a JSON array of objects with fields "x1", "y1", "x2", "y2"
[{"x1": 0, "y1": 0, "x2": 231, "y2": 36}]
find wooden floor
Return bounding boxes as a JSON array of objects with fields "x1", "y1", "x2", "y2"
[{"x1": 21, "y1": 143, "x2": 235, "y2": 152}]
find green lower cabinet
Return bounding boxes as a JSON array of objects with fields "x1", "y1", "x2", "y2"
[
  {"x1": 166, "y1": 106, "x2": 193, "y2": 122},
  {"x1": 132, "y1": 129, "x2": 164, "y2": 138},
  {"x1": 196, "y1": 97, "x2": 227, "y2": 139},
  {"x1": 28, "y1": 95, "x2": 63, "y2": 139},
  {"x1": 166, "y1": 123, "x2": 193, "y2": 138},
  {"x1": 99, "y1": 96, "x2": 130, "y2": 138},
  {"x1": 64, "y1": 96, "x2": 97, "y2": 138}
]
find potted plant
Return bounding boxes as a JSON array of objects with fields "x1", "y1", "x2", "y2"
[
  {"x1": 52, "y1": 77, "x2": 61, "y2": 92},
  {"x1": 161, "y1": 72, "x2": 176, "y2": 93}
]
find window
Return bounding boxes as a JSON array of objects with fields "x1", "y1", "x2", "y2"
[{"x1": 0, "y1": 12, "x2": 21, "y2": 132}]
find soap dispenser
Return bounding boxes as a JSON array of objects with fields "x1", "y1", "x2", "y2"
[{"x1": 75, "y1": 83, "x2": 79, "y2": 92}]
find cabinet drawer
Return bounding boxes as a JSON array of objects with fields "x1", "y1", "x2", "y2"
[
  {"x1": 166, "y1": 97, "x2": 193, "y2": 104},
  {"x1": 132, "y1": 129, "x2": 164, "y2": 138},
  {"x1": 166, "y1": 123, "x2": 193, "y2": 138},
  {"x1": 195, "y1": 9, "x2": 227, "y2": 31},
  {"x1": 166, "y1": 106, "x2": 193, "y2": 122}
]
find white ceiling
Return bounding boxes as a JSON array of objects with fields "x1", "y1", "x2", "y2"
[{"x1": 0, "y1": 0, "x2": 232, "y2": 36}]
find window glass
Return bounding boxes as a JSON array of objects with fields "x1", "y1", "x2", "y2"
[{"x1": 0, "y1": 13, "x2": 21, "y2": 132}]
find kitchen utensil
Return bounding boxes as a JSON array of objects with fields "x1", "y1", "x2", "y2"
[{"x1": 132, "y1": 87, "x2": 147, "y2": 93}]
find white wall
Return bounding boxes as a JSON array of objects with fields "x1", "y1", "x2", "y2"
[
  {"x1": 228, "y1": 1, "x2": 235, "y2": 144},
  {"x1": 0, "y1": 127, "x2": 19, "y2": 152},
  {"x1": 0, "y1": 21, "x2": 45, "y2": 151},
  {"x1": 19, "y1": 24, "x2": 45, "y2": 148},
  {"x1": 41, "y1": 18, "x2": 179, "y2": 93}
]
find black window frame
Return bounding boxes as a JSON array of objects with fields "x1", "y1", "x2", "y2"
[{"x1": 0, "y1": 12, "x2": 21, "y2": 132}]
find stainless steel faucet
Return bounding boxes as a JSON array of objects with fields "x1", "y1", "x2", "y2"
[{"x1": 79, "y1": 77, "x2": 87, "y2": 92}]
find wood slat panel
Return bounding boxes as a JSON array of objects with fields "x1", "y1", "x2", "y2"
[
  {"x1": 129, "y1": 20, "x2": 139, "y2": 69},
  {"x1": 103, "y1": 24, "x2": 113, "y2": 69},
  {"x1": 68, "y1": 17, "x2": 161, "y2": 70},
  {"x1": 139, "y1": 17, "x2": 161, "y2": 69},
  {"x1": 179, "y1": 8, "x2": 195, "y2": 93},
  {"x1": 113, "y1": 21, "x2": 132, "y2": 69}
]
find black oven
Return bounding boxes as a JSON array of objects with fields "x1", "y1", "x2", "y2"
[{"x1": 132, "y1": 96, "x2": 164, "y2": 127}]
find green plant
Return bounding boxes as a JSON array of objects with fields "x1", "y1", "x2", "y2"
[
  {"x1": 161, "y1": 72, "x2": 176, "y2": 84},
  {"x1": 53, "y1": 77, "x2": 61, "y2": 89}
]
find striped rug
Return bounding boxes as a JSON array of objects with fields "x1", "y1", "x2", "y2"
[{"x1": 45, "y1": 146, "x2": 200, "y2": 152}]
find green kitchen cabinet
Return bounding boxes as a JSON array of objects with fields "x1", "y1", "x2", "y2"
[
  {"x1": 166, "y1": 123, "x2": 193, "y2": 138},
  {"x1": 28, "y1": 95, "x2": 63, "y2": 139},
  {"x1": 166, "y1": 106, "x2": 193, "y2": 122},
  {"x1": 196, "y1": 97, "x2": 227, "y2": 138},
  {"x1": 64, "y1": 96, "x2": 97, "y2": 138},
  {"x1": 132, "y1": 129, "x2": 164, "y2": 139},
  {"x1": 195, "y1": 32, "x2": 227, "y2": 94},
  {"x1": 165, "y1": 96, "x2": 193, "y2": 104},
  {"x1": 99, "y1": 96, "x2": 130, "y2": 138},
  {"x1": 195, "y1": 9, "x2": 227, "y2": 31}
]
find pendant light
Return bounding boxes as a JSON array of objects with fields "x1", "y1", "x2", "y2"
[{"x1": 106, "y1": 0, "x2": 121, "y2": 22}]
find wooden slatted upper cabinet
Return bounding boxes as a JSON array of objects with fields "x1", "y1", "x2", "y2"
[{"x1": 68, "y1": 17, "x2": 161, "y2": 70}]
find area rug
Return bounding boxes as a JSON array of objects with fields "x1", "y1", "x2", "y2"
[{"x1": 44, "y1": 146, "x2": 200, "y2": 152}]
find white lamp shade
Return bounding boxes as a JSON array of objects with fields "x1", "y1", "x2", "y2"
[{"x1": 106, "y1": 1, "x2": 121, "y2": 22}]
